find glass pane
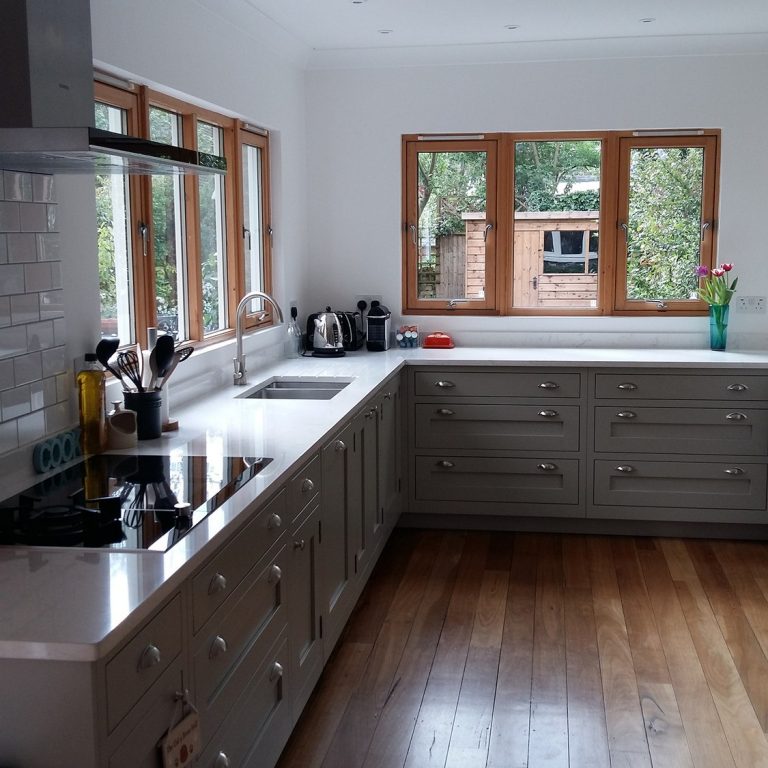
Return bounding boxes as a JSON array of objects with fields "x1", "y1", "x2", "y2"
[
  {"x1": 197, "y1": 121, "x2": 227, "y2": 335},
  {"x1": 242, "y1": 144, "x2": 264, "y2": 295},
  {"x1": 149, "y1": 107, "x2": 187, "y2": 340},
  {"x1": 625, "y1": 146, "x2": 704, "y2": 301},
  {"x1": 95, "y1": 102, "x2": 134, "y2": 342},
  {"x1": 513, "y1": 140, "x2": 601, "y2": 309},
  {"x1": 416, "y1": 151, "x2": 487, "y2": 301}
]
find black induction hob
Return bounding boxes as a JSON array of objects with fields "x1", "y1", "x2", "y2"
[{"x1": 0, "y1": 453, "x2": 272, "y2": 551}]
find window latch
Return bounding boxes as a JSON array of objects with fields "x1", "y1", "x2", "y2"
[{"x1": 138, "y1": 222, "x2": 148, "y2": 257}]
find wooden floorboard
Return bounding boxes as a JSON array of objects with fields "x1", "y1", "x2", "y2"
[{"x1": 277, "y1": 531, "x2": 768, "y2": 768}]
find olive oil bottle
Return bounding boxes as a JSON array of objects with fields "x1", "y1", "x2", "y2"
[{"x1": 77, "y1": 353, "x2": 106, "y2": 454}]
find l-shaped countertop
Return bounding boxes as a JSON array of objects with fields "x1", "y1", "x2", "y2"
[{"x1": 3, "y1": 346, "x2": 768, "y2": 661}]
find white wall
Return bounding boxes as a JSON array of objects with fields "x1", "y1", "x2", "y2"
[{"x1": 305, "y1": 53, "x2": 768, "y2": 347}]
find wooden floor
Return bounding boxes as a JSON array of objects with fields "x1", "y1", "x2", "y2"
[{"x1": 277, "y1": 529, "x2": 768, "y2": 768}]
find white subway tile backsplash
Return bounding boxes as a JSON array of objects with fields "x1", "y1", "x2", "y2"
[
  {"x1": 26, "y1": 320, "x2": 55, "y2": 350},
  {"x1": 32, "y1": 174, "x2": 55, "y2": 203},
  {"x1": 0, "y1": 265, "x2": 24, "y2": 296},
  {"x1": 53, "y1": 318, "x2": 66, "y2": 346},
  {"x1": 44, "y1": 402, "x2": 71, "y2": 435},
  {"x1": 24, "y1": 262, "x2": 53, "y2": 292},
  {"x1": 30, "y1": 380, "x2": 44, "y2": 411},
  {"x1": 0, "y1": 360, "x2": 13, "y2": 391},
  {"x1": 2, "y1": 385, "x2": 30, "y2": 420},
  {"x1": 36, "y1": 233, "x2": 60, "y2": 261},
  {"x1": 46, "y1": 205, "x2": 57, "y2": 232},
  {"x1": 7, "y1": 233, "x2": 37, "y2": 263},
  {"x1": 3, "y1": 172, "x2": 33, "y2": 202},
  {"x1": 0, "y1": 172, "x2": 4, "y2": 200},
  {"x1": 0, "y1": 326, "x2": 28, "y2": 359},
  {"x1": 42, "y1": 376, "x2": 57, "y2": 406},
  {"x1": 41, "y1": 346, "x2": 67, "y2": 377},
  {"x1": 0, "y1": 202, "x2": 20, "y2": 232},
  {"x1": 56, "y1": 373, "x2": 70, "y2": 404},
  {"x1": 0, "y1": 234, "x2": 6, "y2": 264},
  {"x1": 50, "y1": 261, "x2": 62, "y2": 289},
  {"x1": 0, "y1": 297, "x2": 9, "y2": 328},
  {"x1": 14, "y1": 352, "x2": 42, "y2": 386},
  {"x1": 10, "y1": 293, "x2": 39, "y2": 325},
  {"x1": 17, "y1": 410, "x2": 45, "y2": 445},
  {"x1": 39, "y1": 289, "x2": 64, "y2": 319},
  {"x1": 0, "y1": 420, "x2": 18, "y2": 453},
  {"x1": 20, "y1": 203, "x2": 48, "y2": 232}
]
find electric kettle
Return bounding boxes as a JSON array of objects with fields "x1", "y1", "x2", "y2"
[{"x1": 311, "y1": 308, "x2": 346, "y2": 357}]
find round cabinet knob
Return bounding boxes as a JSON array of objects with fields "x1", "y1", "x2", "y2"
[
  {"x1": 270, "y1": 661, "x2": 284, "y2": 682},
  {"x1": 616, "y1": 465, "x2": 635, "y2": 473},
  {"x1": 301, "y1": 478, "x2": 315, "y2": 493},
  {"x1": 335, "y1": 440, "x2": 346, "y2": 452},
  {"x1": 616, "y1": 411, "x2": 637, "y2": 419},
  {"x1": 209, "y1": 635, "x2": 228, "y2": 660},
  {"x1": 138, "y1": 643, "x2": 161, "y2": 671},
  {"x1": 268, "y1": 512, "x2": 283, "y2": 530},
  {"x1": 294, "y1": 538, "x2": 306, "y2": 551},
  {"x1": 214, "y1": 751, "x2": 231, "y2": 768},
  {"x1": 365, "y1": 407, "x2": 377, "y2": 419},
  {"x1": 208, "y1": 572, "x2": 227, "y2": 595},
  {"x1": 268, "y1": 564, "x2": 282, "y2": 583},
  {"x1": 726, "y1": 412, "x2": 748, "y2": 421},
  {"x1": 435, "y1": 408, "x2": 455, "y2": 416},
  {"x1": 617, "y1": 382, "x2": 638, "y2": 391},
  {"x1": 727, "y1": 383, "x2": 749, "y2": 392},
  {"x1": 537, "y1": 463, "x2": 558, "y2": 471},
  {"x1": 538, "y1": 410, "x2": 558, "y2": 418},
  {"x1": 436, "y1": 460, "x2": 455, "y2": 469},
  {"x1": 724, "y1": 467, "x2": 745, "y2": 476},
  {"x1": 435, "y1": 380, "x2": 455, "y2": 389},
  {"x1": 538, "y1": 381, "x2": 559, "y2": 390},
  {"x1": 384, "y1": 392, "x2": 393, "y2": 400}
]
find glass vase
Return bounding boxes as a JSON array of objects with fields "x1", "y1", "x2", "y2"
[{"x1": 709, "y1": 304, "x2": 729, "y2": 351}]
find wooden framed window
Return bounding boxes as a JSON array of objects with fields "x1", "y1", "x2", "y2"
[
  {"x1": 614, "y1": 133, "x2": 719, "y2": 313},
  {"x1": 402, "y1": 135, "x2": 500, "y2": 314},
  {"x1": 95, "y1": 80, "x2": 272, "y2": 346},
  {"x1": 402, "y1": 130, "x2": 720, "y2": 317}
]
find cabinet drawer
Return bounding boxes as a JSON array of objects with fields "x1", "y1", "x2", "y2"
[
  {"x1": 287, "y1": 453, "x2": 321, "y2": 523},
  {"x1": 594, "y1": 372, "x2": 768, "y2": 401},
  {"x1": 594, "y1": 460, "x2": 767, "y2": 510},
  {"x1": 415, "y1": 456, "x2": 579, "y2": 505},
  {"x1": 198, "y1": 632, "x2": 292, "y2": 768},
  {"x1": 413, "y1": 370, "x2": 581, "y2": 398},
  {"x1": 194, "y1": 544, "x2": 288, "y2": 734},
  {"x1": 594, "y1": 406, "x2": 768, "y2": 455},
  {"x1": 415, "y1": 403, "x2": 580, "y2": 451},
  {"x1": 192, "y1": 490, "x2": 286, "y2": 634},
  {"x1": 105, "y1": 594, "x2": 183, "y2": 733}
]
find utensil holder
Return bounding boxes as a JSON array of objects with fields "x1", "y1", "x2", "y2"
[{"x1": 123, "y1": 390, "x2": 163, "y2": 440}]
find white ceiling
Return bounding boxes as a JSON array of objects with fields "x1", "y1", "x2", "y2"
[{"x1": 240, "y1": 0, "x2": 768, "y2": 51}]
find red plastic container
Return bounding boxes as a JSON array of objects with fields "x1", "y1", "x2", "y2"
[{"x1": 423, "y1": 332, "x2": 454, "y2": 349}]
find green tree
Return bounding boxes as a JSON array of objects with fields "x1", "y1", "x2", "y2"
[{"x1": 625, "y1": 147, "x2": 704, "y2": 300}]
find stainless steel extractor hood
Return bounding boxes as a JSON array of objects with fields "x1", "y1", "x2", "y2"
[{"x1": 0, "y1": 0, "x2": 226, "y2": 176}]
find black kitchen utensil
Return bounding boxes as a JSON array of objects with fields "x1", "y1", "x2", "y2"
[
  {"x1": 157, "y1": 345, "x2": 193, "y2": 390},
  {"x1": 95, "y1": 337, "x2": 122, "y2": 382},
  {"x1": 117, "y1": 349, "x2": 144, "y2": 392},
  {"x1": 151, "y1": 334, "x2": 176, "y2": 389}
]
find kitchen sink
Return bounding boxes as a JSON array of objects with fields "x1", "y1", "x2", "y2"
[{"x1": 240, "y1": 377, "x2": 352, "y2": 400}]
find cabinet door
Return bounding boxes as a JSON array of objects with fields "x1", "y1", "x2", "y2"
[
  {"x1": 378, "y1": 381, "x2": 401, "y2": 535},
  {"x1": 320, "y1": 422, "x2": 360, "y2": 654},
  {"x1": 357, "y1": 402, "x2": 381, "y2": 578},
  {"x1": 288, "y1": 503, "x2": 323, "y2": 721}
]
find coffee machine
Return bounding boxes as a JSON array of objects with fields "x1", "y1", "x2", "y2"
[{"x1": 366, "y1": 300, "x2": 391, "y2": 351}]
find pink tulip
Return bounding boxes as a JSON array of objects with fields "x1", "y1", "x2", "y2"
[
  {"x1": 721, "y1": 263, "x2": 734, "y2": 272},
  {"x1": 712, "y1": 268, "x2": 725, "y2": 277}
]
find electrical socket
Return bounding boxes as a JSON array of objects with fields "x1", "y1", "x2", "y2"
[
  {"x1": 734, "y1": 295, "x2": 766, "y2": 314},
  {"x1": 354, "y1": 294, "x2": 383, "y2": 312}
]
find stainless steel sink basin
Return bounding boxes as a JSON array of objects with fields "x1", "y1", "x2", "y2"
[{"x1": 240, "y1": 377, "x2": 351, "y2": 400}]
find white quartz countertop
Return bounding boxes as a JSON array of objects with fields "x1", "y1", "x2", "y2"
[{"x1": 3, "y1": 345, "x2": 768, "y2": 661}]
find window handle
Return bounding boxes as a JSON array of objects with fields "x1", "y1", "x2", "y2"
[
  {"x1": 138, "y1": 222, "x2": 148, "y2": 257},
  {"x1": 618, "y1": 221, "x2": 628, "y2": 235},
  {"x1": 701, "y1": 220, "x2": 712, "y2": 235},
  {"x1": 243, "y1": 226, "x2": 251, "y2": 250},
  {"x1": 409, "y1": 223, "x2": 417, "y2": 246},
  {"x1": 483, "y1": 223, "x2": 493, "y2": 242}
]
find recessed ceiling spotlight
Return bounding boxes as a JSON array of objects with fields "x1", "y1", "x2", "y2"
[
  {"x1": 378, "y1": 29, "x2": 393, "y2": 34},
  {"x1": 351, "y1": 0, "x2": 367, "y2": 4},
  {"x1": 639, "y1": 17, "x2": 656, "y2": 23},
  {"x1": 505, "y1": 24, "x2": 520, "y2": 30}
]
